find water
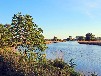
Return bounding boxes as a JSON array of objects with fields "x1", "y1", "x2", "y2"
[{"x1": 46, "y1": 41, "x2": 101, "y2": 76}]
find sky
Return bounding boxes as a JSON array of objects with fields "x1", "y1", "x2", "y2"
[{"x1": 0, "y1": 0, "x2": 101, "y2": 39}]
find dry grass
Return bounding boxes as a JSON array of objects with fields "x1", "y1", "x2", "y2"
[{"x1": 0, "y1": 47, "x2": 81, "y2": 76}]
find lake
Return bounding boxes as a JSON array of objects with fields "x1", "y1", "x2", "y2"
[{"x1": 46, "y1": 41, "x2": 101, "y2": 76}]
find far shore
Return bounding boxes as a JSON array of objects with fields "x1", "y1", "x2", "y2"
[
  {"x1": 45, "y1": 40, "x2": 101, "y2": 46},
  {"x1": 78, "y1": 41, "x2": 101, "y2": 45},
  {"x1": 45, "y1": 40, "x2": 66, "y2": 44}
]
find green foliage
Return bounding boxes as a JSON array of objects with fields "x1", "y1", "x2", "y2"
[
  {"x1": 0, "y1": 11, "x2": 47, "y2": 69},
  {"x1": 52, "y1": 59, "x2": 67, "y2": 69},
  {"x1": 0, "y1": 24, "x2": 12, "y2": 47},
  {"x1": 0, "y1": 12, "x2": 47, "y2": 62},
  {"x1": 10, "y1": 12, "x2": 47, "y2": 52},
  {"x1": 70, "y1": 71, "x2": 80, "y2": 76}
]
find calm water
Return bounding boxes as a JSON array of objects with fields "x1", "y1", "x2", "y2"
[{"x1": 46, "y1": 41, "x2": 101, "y2": 76}]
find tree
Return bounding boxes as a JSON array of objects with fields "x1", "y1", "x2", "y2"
[
  {"x1": 91, "y1": 34, "x2": 96, "y2": 41},
  {"x1": 10, "y1": 12, "x2": 47, "y2": 62},
  {"x1": 0, "y1": 24, "x2": 12, "y2": 47},
  {"x1": 67, "y1": 36, "x2": 73, "y2": 41},
  {"x1": 85, "y1": 33, "x2": 96, "y2": 41},
  {"x1": 77, "y1": 36, "x2": 85, "y2": 41},
  {"x1": 53, "y1": 36, "x2": 57, "y2": 41}
]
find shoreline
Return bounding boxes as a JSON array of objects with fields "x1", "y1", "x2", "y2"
[
  {"x1": 78, "y1": 41, "x2": 101, "y2": 45},
  {"x1": 45, "y1": 41, "x2": 66, "y2": 44}
]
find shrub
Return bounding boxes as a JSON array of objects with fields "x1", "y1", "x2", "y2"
[{"x1": 0, "y1": 48, "x2": 81, "y2": 76}]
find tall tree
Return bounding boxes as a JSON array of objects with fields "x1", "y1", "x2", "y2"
[
  {"x1": 10, "y1": 12, "x2": 47, "y2": 61},
  {"x1": 85, "y1": 33, "x2": 96, "y2": 41}
]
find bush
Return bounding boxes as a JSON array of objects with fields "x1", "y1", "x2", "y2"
[
  {"x1": 0, "y1": 48, "x2": 81, "y2": 76},
  {"x1": 52, "y1": 59, "x2": 67, "y2": 69},
  {"x1": 70, "y1": 71, "x2": 80, "y2": 76}
]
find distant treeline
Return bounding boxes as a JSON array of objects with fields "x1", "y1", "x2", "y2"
[
  {"x1": 76, "y1": 33, "x2": 101, "y2": 41},
  {"x1": 45, "y1": 33, "x2": 101, "y2": 41}
]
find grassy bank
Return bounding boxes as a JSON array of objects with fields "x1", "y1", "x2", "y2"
[
  {"x1": 78, "y1": 41, "x2": 101, "y2": 45},
  {"x1": 0, "y1": 47, "x2": 81, "y2": 76}
]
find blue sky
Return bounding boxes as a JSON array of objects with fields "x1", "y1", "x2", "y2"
[{"x1": 0, "y1": 0, "x2": 101, "y2": 39}]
